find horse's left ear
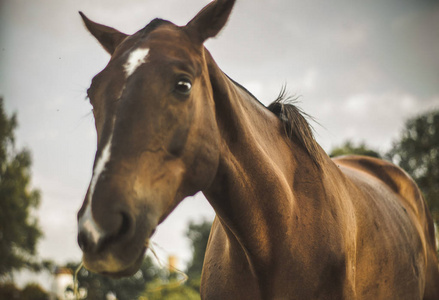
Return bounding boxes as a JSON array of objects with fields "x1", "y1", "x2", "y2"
[
  {"x1": 184, "y1": 0, "x2": 236, "y2": 44},
  {"x1": 79, "y1": 12, "x2": 128, "y2": 55}
]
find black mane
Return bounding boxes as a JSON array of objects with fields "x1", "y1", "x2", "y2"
[
  {"x1": 267, "y1": 88, "x2": 324, "y2": 167},
  {"x1": 230, "y1": 77, "x2": 324, "y2": 167}
]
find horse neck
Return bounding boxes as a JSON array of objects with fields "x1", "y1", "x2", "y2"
[{"x1": 202, "y1": 49, "x2": 328, "y2": 264}]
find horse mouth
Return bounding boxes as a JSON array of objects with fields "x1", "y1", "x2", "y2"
[
  {"x1": 100, "y1": 246, "x2": 147, "y2": 278},
  {"x1": 83, "y1": 245, "x2": 147, "y2": 278}
]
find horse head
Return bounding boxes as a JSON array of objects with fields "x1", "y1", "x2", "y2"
[{"x1": 77, "y1": 0, "x2": 235, "y2": 277}]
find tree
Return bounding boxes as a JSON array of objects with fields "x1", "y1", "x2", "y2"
[
  {"x1": 0, "y1": 97, "x2": 42, "y2": 279},
  {"x1": 184, "y1": 219, "x2": 212, "y2": 296},
  {"x1": 141, "y1": 278, "x2": 200, "y2": 300},
  {"x1": 0, "y1": 282, "x2": 20, "y2": 299},
  {"x1": 329, "y1": 140, "x2": 381, "y2": 158},
  {"x1": 185, "y1": 219, "x2": 212, "y2": 280},
  {"x1": 0, "y1": 282, "x2": 48, "y2": 300},
  {"x1": 387, "y1": 110, "x2": 439, "y2": 224},
  {"x1": 20, "y1": 283, "x2": 49, "y2": 300}
]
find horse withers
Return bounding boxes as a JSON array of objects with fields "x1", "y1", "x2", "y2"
[{"x1": 76, "y1": 0, "x2": 439, "y2": 298}]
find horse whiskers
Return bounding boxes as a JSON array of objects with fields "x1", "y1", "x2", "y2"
[
  {"x1": 146, "y1": 241, "x2": 189, "y2": 291},
  {"x1": 74, "y1": 262, "x2": 84, "y2": 300},
  {"x1": 146, "y1": 240, "x2": 163, "y2": 268}
]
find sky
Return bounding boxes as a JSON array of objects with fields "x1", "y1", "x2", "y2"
[{"x1": 1, "y1": 0, "x2": 438, "y2": 288}]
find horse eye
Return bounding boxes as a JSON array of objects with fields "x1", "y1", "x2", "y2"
[{"x1": 174, "y1": 79, "x2": 192, "y2": 95}]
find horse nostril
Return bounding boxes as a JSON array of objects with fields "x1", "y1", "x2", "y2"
[
  {"x1": 77, "y1": 210, "x2": 135, "y2": 254},
  {"x1": 78, "y1": 230, "x2": 90, "y2": 253},
  {"x1": 117, "y1": 211, "x2": 134, "y2": 239},
  {"x1": 78, "y1": 228, "x2": 103, "y2": 254}
]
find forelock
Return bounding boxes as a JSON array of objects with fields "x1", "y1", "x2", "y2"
[{"x1": 139, "y1": 18, "x2": 173, "y2": 37}]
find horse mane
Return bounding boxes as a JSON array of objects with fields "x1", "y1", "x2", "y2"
[{"x1": 267, "y1": 87, "x2": 324, "y2": 167}]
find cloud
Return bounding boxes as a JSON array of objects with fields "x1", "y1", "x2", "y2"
[
  {"x1": 315, "y1": 91, "x2": 439, "y2": 152},
  {"x1": 297, "y1": 68, "x2": 319, "y2": 92},
  {"x1": 342, "y1": 92, "x2": 430, "y2": 120}
]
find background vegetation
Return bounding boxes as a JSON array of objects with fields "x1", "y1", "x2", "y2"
[
  {"x1": 386, "y1": 110, "x2": 439, "y2": 224},
  {"x1": 0, "y1": 98, "x2": 42, "y2": 280}
]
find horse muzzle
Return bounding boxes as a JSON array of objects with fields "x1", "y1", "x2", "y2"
[{"x1": 77, "y1": 198, "x2": 156, "y2": 277}]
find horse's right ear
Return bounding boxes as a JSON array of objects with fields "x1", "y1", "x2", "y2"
[
  {"x1": 79, "y1": 12, "x2": 128, "y2": 55},
  {"x1": 184, "y1": 0, "x2": 236, "y2": 44}
]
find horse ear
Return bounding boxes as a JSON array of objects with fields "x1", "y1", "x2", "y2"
[
  {"x1": 79, "y1": 12, "x2": 128, "y2": 55},
  {"x1": 185, "y1": 0, "x2": 236, "y2": 43}
]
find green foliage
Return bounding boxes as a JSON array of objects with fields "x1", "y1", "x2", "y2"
[
  {"x1": 387, "y1": 110, "x2": 439, "y2": 223},
  {"x1": 329, "y1": 140, "x2": 381, "y2": 158},
  {"x1": 67, "y1": 256, "x2": 159, "y2": 300},
  {"x1": 0, "y1": 282, "x2": 48, "y2": 300},
  {"x1": 185, "y1": 220, "x2": 212, "y2": 279},
  {"x1": 0, "y1": 97, "x2": 42, "y2": 278},
  {"x1": 141, "y1": 278, "x2": 200, "y2": 300}
]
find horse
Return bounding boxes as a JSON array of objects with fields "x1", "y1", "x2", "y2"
[{"x1": 76, "y1": 0, "x2": 439, "y2": 299}]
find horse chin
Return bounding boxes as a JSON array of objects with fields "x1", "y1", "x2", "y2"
[
  {"x1": 83, "y1": 246, "x2": 147, "y2": 278},
  {"x1": 102, "y1": 247, "x2": 146, "y2": 278}
]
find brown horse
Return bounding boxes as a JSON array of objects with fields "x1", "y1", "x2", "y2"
[{"x1": 76, "y1": 0, "x2": 439, "y2": 299}]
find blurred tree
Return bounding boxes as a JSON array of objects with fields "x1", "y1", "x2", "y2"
[
  {"x1": 329, "y1": 140, "x2": 381, "y2": 158},
  {"x1": 184, "y1": 219, "x2": 212, "y2": 296},
  {"x1": 185, "y1": 220, "x2": 212, "y2": 280},
  {"x1": 386, "y1": 110, "x2": 439, "y2": 224},
  {"x1": 0, "y1": 282, "x2": 48, "y2": 300},
  {"x1": 0, "y1": 282, "x2": 21, "y2": 299},
  {"x1": 141, "y1": 277, "x2": 200, "y2": 300},
  {"x1": 67, "y1": 256, "x2": 159, "y2": 300},
  {"x1": 20, "y1": 283, "x2": 49, "y2": 300},
  {"x1": 0, "y1": 97, "x2": 42, "y2": 279}
]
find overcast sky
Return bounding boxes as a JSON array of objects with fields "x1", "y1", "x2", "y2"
[{"x1": 1, "y1": 0, "x2": 438, "y2": 288}]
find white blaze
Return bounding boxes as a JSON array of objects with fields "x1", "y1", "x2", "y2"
[
  {"x1": 79, "y1": 133, "x2": 113, "y2": 244},
  {"x1": 89, "y1": 133, "x2": 113, "y2": 199},
  {"x1": 124, "y1": 48, "x2": 150, "y2": 77},
  {"x1": 80, "y1": 204, "x2": 102, "y2": 245}
]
